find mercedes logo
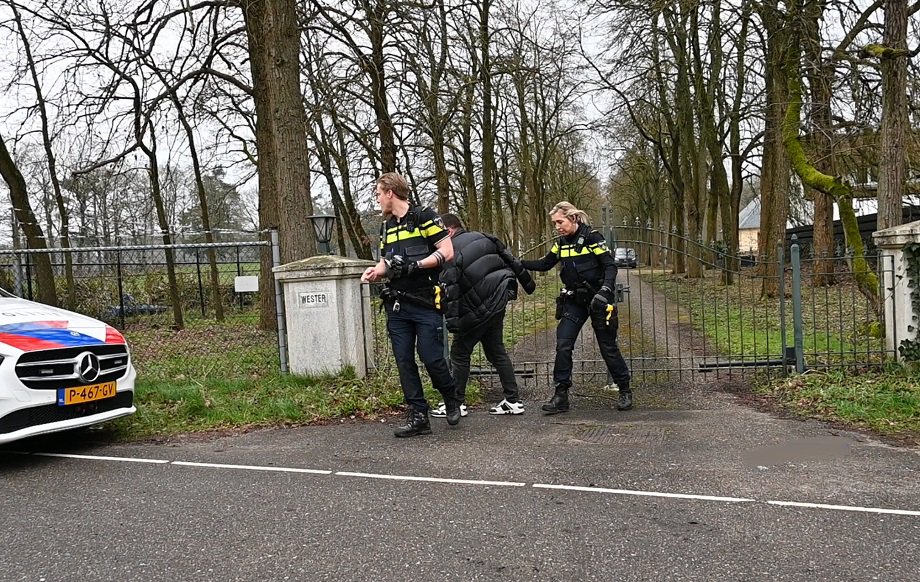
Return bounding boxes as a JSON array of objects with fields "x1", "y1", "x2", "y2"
[{"x1": 77, "y1": 352, "x2": 101, "y2": 383}]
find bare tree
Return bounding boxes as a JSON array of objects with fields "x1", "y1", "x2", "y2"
[
  {"x1": 781, "y1": 0, "x2": 879, "y2": 313},
  {"x1": 0, "y1": 131, "x2": 57, "y2": 305},
  {"x1": 6, "y1": 0, "x2": 75, "y2": 307},
  {"x1": 863, "y1": 0, "x2": 911, "y2": 231}
]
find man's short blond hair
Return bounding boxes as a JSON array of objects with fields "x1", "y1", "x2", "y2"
[{"x1": 377, "y1": 172, "x2": 409, "y2": 200}]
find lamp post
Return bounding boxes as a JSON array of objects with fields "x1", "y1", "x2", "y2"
[{"x1": 306, "y1": 214, "x2": 336, "y2": 255}]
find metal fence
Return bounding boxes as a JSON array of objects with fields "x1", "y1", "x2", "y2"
[
  {"x1": 3, "y1": 226, "x2": 891, "y2": 392},
  {"x1": 0, "y1": 238, "x2": 276, "y2": 331},
  {"x1": 366, "y1": 224, "x2": 895, "y2": 404}
]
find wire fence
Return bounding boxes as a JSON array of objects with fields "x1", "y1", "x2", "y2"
[{"x1": 0, "y1": 240, "x2": 272, "y2": 330}]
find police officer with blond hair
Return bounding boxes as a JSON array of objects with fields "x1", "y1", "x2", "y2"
[
  {"x1": 521, "y1": 201, "x2": 633, "y2": 413},
  {"x1": 361, "y1": 172, "x2": 463, "y2": 437}
]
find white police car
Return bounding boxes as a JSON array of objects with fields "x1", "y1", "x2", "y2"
[{"x1": 0, "y1": 286, "x2": 136, "y2": 444}]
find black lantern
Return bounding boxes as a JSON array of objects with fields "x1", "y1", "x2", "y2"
[{"x1": 307, "y1": 214, "x2": 336, "y2": 254}]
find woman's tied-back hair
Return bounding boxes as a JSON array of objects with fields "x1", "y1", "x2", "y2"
[
  {"x1": 377, "y1": 172, "x2": 410, "y2": 200},
  {"x1": 549, "y1": 201, "x2": 590, "y2": 225}
]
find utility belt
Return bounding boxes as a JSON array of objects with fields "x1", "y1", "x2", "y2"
[
  {"x1": 554, "y1": 282, "x2": 593, "y2": 319},
  {"x1": 559, "y1": 281, "x2": 598, "y2": 303},
  {"x1": 380, "y1": 284, "x2": 445, "y2": 313}
]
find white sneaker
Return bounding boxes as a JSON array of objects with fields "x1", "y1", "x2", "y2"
[
  {"x1": 430, "y1": 402, "x2": 468, "y2": 418},
  {"x1": 489, "y1": 399, "x2": 525, "y2": 415}
]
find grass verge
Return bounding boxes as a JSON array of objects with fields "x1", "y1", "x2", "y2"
[
  {"x1": 753, "y1": 365, "x2": 920, "y2": 444},
  {"x1": 107, "y1": 319, "x2": 453, "y2": 441}
]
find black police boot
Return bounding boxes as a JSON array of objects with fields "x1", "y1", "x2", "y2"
[
  {"x1": 617, "y1": 386, "x2": 634, "y2": 411},
  {"x1": 394, "y1": 408, "x2": 432, "y2": 437},
  {"x1": 445, "y1": 398, "x2": 463, "y2": 426},
  {"x1": 542, "y1": 383, "x2": 570, "y2": 415}
]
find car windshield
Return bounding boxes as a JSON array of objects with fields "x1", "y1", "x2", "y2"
[
  {"x1": 614, "y1": 248, "x2": 634, "y2": 257},
  {"x1": 0, "y1": 286, "x2": 15, "y2": 297}
]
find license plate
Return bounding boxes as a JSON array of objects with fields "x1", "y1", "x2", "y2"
[{"x1": 57, "y1": 382, "x2": 117, "y2": 406}]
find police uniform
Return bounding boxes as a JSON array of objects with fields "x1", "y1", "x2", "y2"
[
  {"x1": 522, "y1": 223, "x2": 631, "y2": 411},
  {"x1": 379, "y1": 206, "x2": 457, "y2": 418}
]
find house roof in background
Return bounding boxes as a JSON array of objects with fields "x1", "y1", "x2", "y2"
[
  {"x1": 737, "y1": 195, "x2": 920, "y2": 231},
  {"x1": 738, "y1": 198, "x2": 760, "y2": 229}
]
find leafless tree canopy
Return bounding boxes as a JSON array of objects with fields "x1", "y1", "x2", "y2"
[{"x1": 0, "y1": 0, "x2": 917, "y2": 316}]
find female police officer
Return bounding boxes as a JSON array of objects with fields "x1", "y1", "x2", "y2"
[{"x1": 520, "y1": 201, "x2": 633, "y2": 414}]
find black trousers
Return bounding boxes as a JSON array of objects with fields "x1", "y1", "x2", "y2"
[
  {"x1": 449, "y1": 311, "x2": 520, "y2": 403},
  {"x1": 385, "y1": 299, "x2": 456, "y2": 413},
  {"x1": 554, "y1": 299, "x2": 631, "y2": 389}
]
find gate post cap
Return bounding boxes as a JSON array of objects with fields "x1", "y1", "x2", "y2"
[{"x1": 873, "y1": 220, "x2": 920, "y2": 249}]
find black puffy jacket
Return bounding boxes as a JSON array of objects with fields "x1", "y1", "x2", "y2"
[{"x1": 440, "y1": 229, "x2": 536, "y2": 333}]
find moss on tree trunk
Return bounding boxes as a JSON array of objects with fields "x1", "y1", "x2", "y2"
[{"x1": 781, "y1": 4, "x2": 879, "y2": 315}]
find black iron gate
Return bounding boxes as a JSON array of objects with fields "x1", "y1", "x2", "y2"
[{"x1": 469, "y1": 223, "x2": 893, "y2": 404}]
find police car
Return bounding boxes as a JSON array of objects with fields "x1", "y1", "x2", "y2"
[{"x1": 0, "y1": 286, "x2": 136, "y2": 444}]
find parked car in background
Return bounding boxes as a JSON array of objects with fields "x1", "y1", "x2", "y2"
[
  {"x1": 0, "y1": 286, "x2": 136, "y2": 445},
  {"x1": 614, "y1": 247, "x2": 637, "y2": 268},
  {"x1": 103, "y1": 294, "x2": 169, "y2": 319}
]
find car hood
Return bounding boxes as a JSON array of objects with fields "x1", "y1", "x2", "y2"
[{"x1": 0, "y1": 296, "x2": 126, "y2": 355}]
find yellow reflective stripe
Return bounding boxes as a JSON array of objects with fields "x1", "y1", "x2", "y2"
[
  {"x1": 420, "y1": 224, "x2": 445, "y2": 238},
  {"x1": 557, "y1": 246, "x2": 593, "y2": 258},
  {"x1": 434, "y1": 285, "x2": 442, "y2": 309},
  {"x1": 384, "y1": 229, "x2": 425, "y2": 244},
  {"x1": 590, "y1": 244, "x2": 610, "y2": 255},
  {"x1": 551, "y1": 243, "x2": 559, "y2": 254}
]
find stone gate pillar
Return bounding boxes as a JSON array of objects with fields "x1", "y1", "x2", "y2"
[
  {"x1": 873, "y1": 220, "x2": 920, "y2": 361},
  {"x1": 273, "y1": 255, "x2": 377, "y2": 377}
]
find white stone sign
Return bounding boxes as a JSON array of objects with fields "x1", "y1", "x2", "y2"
[{"x1": 299, "y1": 291, "x2": 329, "y2": 308}]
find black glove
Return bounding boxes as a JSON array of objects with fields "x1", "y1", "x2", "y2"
[
  {"x1": 387, "y1": 259, "x2": 419, "y2": 280},
  {"x1": 591, "y1": 286, "x2": 615, "y2": 311}
]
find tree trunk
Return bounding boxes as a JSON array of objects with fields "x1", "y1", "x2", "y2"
[
  {"x1": 670, "y1": 11, "x2": 702, "y2": 279},
  {"x1": 142, "y1": 125, "x2": 184, "y2": 330},
  {"x1": 758, "y1": 3, "x2": 791, "y2": 299},
  {"x1": 781, "y1": 0, "x2": 879, "y2": 313},
  {"x1": 651, "y1": 15, "x2": 685, "y2": 275},
  {"x1": 460, "y1": 79, "x2": 480, "y2": 230},
  {"x1": 11, "y1": 2, "x2": 73, "y2": 308},
  {"x1": 874, "y1": 0, "x2": 908, "y2": 231},
  {"x1": 804, "y1": 0, "x2": 836, "y2": 285},
  {"x1": 366, "y1": 0, "x2": 398, "y2": 172},
  {"x1": 171, "y1": 94, "x2": 225, "y2": 321},
  {"x1": 0, "y1": 132, "x2": 57, "y2": 306},
  {"x1": 242, "y1": 0, "x2": 317, "y2": 330},
  {"x1": 479, "y1": 0, "x2": 496, "y2": 234}
]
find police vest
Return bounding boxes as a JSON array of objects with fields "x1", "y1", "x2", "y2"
[
  {"x1": 553, "y1": 225, "x2": 608, "y2": 290},
  {"x1": 379, "y1": 205, "x2": 447, "y2": 292}
]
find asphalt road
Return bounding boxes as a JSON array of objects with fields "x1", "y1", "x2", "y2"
[{"x1": 2, "y1": 387, "x2": 919, "y2": 581}]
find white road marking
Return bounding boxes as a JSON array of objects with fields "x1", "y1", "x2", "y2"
[
  {"x1": 766, "y1": 500, "x2": 920, "y2": 517},
  {"x1": 32, "y1": 452, "x2": 170, "y2": 464},
  {"x1": 172, "y1": 461, "x2": 331, "y2": 475},
  {"x1": 6, "y1": 450, "x2": 919, "y2": 518},
  {"x1": 533, "y1": 483, "x2": 755, "y2": 503},
  {"x1": 337, "y1": 470, "x2": 525, "y2": 487}
]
